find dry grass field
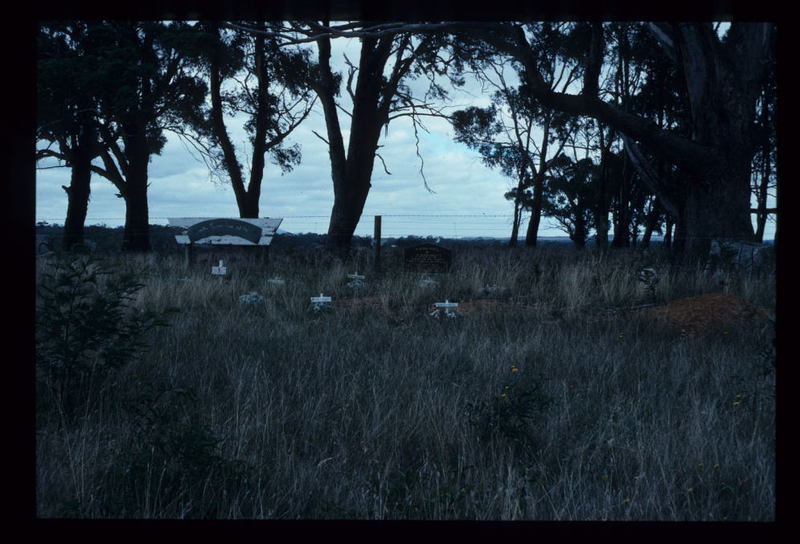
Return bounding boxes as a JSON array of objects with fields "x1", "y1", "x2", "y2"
[{"x1": 34, "y1": 245, "x2": 776, "y2": 520}]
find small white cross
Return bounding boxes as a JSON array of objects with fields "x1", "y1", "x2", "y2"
[
  {"x1": 310, "y1": 293, "x2": 332, "y2": 304},
  {"x1": 211, "y1": 259, "x2": 227, "y2": 275}
]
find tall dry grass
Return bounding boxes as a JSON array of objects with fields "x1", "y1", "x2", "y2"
[{"x1": 35, "y1": 245, "x2": 775, "y2": 519}]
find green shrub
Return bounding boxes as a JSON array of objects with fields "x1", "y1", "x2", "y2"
[
  {"x1": 466, "y1": 366, "x2": 553, "y2": 458},
  {"x1": 36, "y1": 255, "x2": 175, "y2": 421}
]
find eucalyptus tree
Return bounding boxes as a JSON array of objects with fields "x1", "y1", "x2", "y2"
[
  {"x1": 751, "y1": 61, "x2": 777, "y2": 243},
  {"x1": 36, "y1": 22, "x2": 103, "y2": 251},
  {"x1": 224, "y1": 20, "x2": 775, "y2": 257},
  {"x1": 85, "y1": 21, "x2": 207, "y2": 251},
  {"x1": 228, "y1": 21, "x2": 454, "y2": 249},
  {"x1": 541, "y1": 153, "x2": 597, "y2": 248},
  {"x1": 486, "y1": 21, "x2": 774, "y2": 259},
  {"x1": 172, "y1": 22, "x2": 317, "y2": 218},
  {"x1": 310, "y1": 24, "x2": 454, "y2": 249},
  {"x1": 449, "y1": 29, "x2": 578, "y2": 247}
]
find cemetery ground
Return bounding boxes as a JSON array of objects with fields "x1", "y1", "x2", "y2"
[{"x1": 34, "y1": 245, "x2": 776, "y2": 520}]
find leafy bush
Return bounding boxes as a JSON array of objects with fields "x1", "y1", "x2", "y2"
[
  {"x1": 466, "y1": 366, "x2": 553, "y2": 457},
  {"x1": 36, "y1": 255, "x2": 175, "y2": 421}
]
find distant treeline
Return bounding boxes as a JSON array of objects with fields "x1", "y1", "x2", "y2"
[{"x1": 34, "y1": 223, "x2": 532, "y2": 254}]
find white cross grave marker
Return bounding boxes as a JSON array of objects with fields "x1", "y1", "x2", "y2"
[
  {"x1": 211, "y1": 259, "x2": 227, "y2": 276},
  {"x1": 431, "y1": 299, "x2": 459, "y2": 318},
  {"x1": 310, "y1": 293, "x2": 332, "y2": 310},
  {"x1": 346, "y1": 271, "x2": 367, "y2": 288}
]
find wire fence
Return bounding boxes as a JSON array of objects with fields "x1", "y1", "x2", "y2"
[
  {"x1": 35, "y1": 214, "x2": 532, "y2": 239},
  {"x1": 35, "y1": 212, "x2": 777, "y2": 241}
]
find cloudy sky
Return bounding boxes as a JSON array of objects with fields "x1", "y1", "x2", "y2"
[{"x1": 35, "y1": 33, "x2": 776, "y2": 241}]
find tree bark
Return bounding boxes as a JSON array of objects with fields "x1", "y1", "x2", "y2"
[
  {"x1": 593, "y1": 127, "x2": 613, "y2": 250},
  {"x1": 509, "y1": 196, "x2": 521, "y2": 247},
  {"x1": 524, "y1": 175, "x2": 545, "y2": 247},
  {"x1": 316, "y1": 34, "x2": 396, "y2": 250},
  {"x1": 121, "y1": 118, "x2": 151, "y2": 252},
  {"x1": 641, "y1": 198, "x2": 661, "y2": 249},
  {"x1": 61, "y1": 123, "x2": 96, "y2": 251}
]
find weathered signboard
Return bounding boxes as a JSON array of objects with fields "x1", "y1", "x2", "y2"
[
  {"x1": 404, "y1": 243, "x2": 452, "y2": 273},
  {"x1": 168, "y1": 217, "x2": 283, "y2": 267}
]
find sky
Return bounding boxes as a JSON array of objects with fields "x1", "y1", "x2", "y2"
[{"x1": 35, "y1": 31, "x2": 776, "y2": 241}]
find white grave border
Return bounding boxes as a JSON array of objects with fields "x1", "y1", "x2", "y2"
[{"x1": 168, "y1": 217, "x2": 283, "y2": 267}]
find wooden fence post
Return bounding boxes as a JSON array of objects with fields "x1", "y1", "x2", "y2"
[
  {"x1": 185, "y1": 242, "x2": 194, "y2": 269},
  {"x1": 374, "y1": 215, "x2": 382, "y2": 273}
]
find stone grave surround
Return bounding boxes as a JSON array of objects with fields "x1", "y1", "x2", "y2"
[{"x1": 168, "y1": 217, "x2": 282, "y2": 266}]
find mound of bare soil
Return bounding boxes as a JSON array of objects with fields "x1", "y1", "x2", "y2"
[{"x1": 634, "y1": 292, "x2": 772, "y2": 337}]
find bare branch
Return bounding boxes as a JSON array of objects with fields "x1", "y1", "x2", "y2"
[
  {"x1": 375, "y1": 152, "x2": 392, "y2": 175},
  {"x1": 223, "y1": 21, "x2": 508, "y2": 47},
  {"x1": 336, "y1": 103, "x2": 353, "y2": 119},
  {"x1": 342, "y1": 53, "x2": 357, "y2": 103},
  {"x1": 410, "y1": 112, "x2": 435, "y2": 194},
  {"x1": 311, "y1": 130, "x2": 330, "y2": 145}
]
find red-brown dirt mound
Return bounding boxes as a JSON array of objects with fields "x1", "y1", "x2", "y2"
[
  {"x1": 635, "y1": 292, "x2": 772, "y2": 337},
  {"x1": 453, "y1": 299, "x2": 513, "y2": 315}
]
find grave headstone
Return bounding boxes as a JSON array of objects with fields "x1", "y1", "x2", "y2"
[{"x1": 404, "y1": 243, "x2": 452, "y2": 273}]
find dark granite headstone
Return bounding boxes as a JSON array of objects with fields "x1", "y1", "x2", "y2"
[{"x1": 404, "y1": 243, "x2": 452, "y2": 273}]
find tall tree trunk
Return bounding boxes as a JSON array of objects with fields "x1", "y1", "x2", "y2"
[
  {"x1": 242, "y1": 26, "x2": 270, "y2": 219},
  {"x1": 327, "y1": 136, "x2": 380, "y2": 249},
  {"x1": 664, "y1": 218, "x2": 673, "y2": 248},
  {"x1": 62, "y1": 124, "x2": 96, "y2": 251},
  {"x1": 323, "y1": 35, "x2": 392, "y2": 250},
  {"x1": 121, "y1": 119, "x2": 151, "y2": 252},
  {"x1": 524, "y1": 172, "x2": 545, "y2": 246},
  {"x1": 594, "y1": 129, "x2": 614, "y2": 250},
  {"x1": 641, "y1": 197, "x2": 661, "y2": 249},
  {"x1": 754, "y1": 92, "x2": 772, "y2": 242},
  {"x1": 509, "y1": 198, "x2": 521, "y2": 247},
  {"x1": 572, "y1": 216, "x2": 587, "y2": 248}
]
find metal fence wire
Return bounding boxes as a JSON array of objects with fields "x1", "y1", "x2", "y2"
[{"x1": 35, "y1": 213, "x2": 776, "y2": 240}]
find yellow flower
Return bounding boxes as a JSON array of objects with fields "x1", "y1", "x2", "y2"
[
  {"x1": 510, "y1": 365, "x2": 519, "y2": 372},
  {"x1": 500, "y1": 393, "x2": 508, "y2": 398},
  {"x1": 622, "y1": 498, "x2": 631, "y2": 504},
  {"x1": 733, "y1": 401, "x2": 742, "y2": 406}
]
